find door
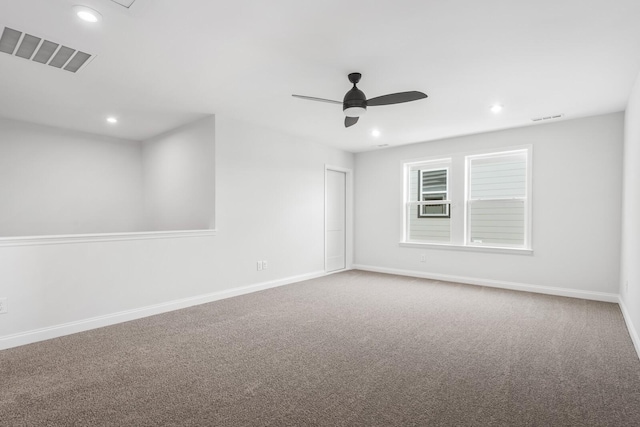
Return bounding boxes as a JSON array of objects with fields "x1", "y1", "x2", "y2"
[{"x1": 326, "y1": 169, "x2": 346, "y2": 272}]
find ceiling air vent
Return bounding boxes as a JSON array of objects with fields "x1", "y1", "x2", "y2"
[
  {"x1": 0, "y1": 27, "x2": 94, "y2": 73},
  {"x1": 531, "y1": 114, "x2": 564, "y2": 122}
]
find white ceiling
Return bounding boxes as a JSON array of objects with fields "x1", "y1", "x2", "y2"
[{"x1": 1, "y1": 0, "x2": 639, "y2": 152}]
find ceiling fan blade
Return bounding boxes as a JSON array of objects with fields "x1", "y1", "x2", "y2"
[
  {"x1": 367, "y1": 91, "x2": 428, "y2": 106},
  {"x1": 292, "y1": 94, "x2": 342, "y2": 105},
  {"x1": 345, "y1": 116, "x2": 359, "y2": 128}
]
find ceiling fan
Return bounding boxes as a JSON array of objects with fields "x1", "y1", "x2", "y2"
[{"x1": 292, "y1": 72, "x2": 428, "y2": 128}]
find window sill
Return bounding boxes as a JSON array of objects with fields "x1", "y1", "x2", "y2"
[
  {"x1": 399, "y1": 241, "x2": 533, "y2": 255},
  {"x1": 0, "y1": 229, "x2": 217, "y2": 247}
]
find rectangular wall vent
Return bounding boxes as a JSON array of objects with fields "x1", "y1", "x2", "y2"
[
  {"x1": 0, "y1": 27, "x2": 94, "y2": 73},
  {"x1": 531, "y1": 114, "x2": 564, "y2": 122}
]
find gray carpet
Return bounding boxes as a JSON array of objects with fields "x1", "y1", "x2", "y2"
[{"x1": 1, "y1": 270, "x2": 640, "y2": 426}]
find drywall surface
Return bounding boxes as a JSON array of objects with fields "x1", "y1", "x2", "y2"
[
  {"x1": 0, "y1": 118, "x2": 144, "y2": 236},
  {"x1": 0, "y1": 115, "x2": 353, "y2": 343},
  {"x1": 142, "y1": 116, "x2": 215, "y2": 231},
  {"x1": 355, "y1": 113, "x2": 623, "y2": 294},
  {"x1": 621, "y1": 72, "x2": 640, "y2": 347}
]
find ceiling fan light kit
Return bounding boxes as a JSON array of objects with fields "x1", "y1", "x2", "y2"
[
  {"x1": 343, "y1": 73, "x2": 367, "y2": 117},
  {"x1": 293, "y1": 72, "x2": 428, "y2": 128},
  {"x1": 344, "y1": 106, "x2": 366, "y2": 117}
]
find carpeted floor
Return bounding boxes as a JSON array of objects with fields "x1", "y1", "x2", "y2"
[{"x1": 1, "y1": 270, "x2": 640, "y2": 426}]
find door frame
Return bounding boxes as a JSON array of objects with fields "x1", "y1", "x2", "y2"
[{"x1": 324, "y1": 165, "x2": 353, "y2": 273}]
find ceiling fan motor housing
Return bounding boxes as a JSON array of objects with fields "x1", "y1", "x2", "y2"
[{"x1": 343, "y1": 87, "x2": 367, "y2": 117}]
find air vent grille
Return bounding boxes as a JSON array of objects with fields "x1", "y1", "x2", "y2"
[
  {"x1": 532, "y1": 114, "x2": 564, "y2": 122},
  {"x1": 0, "y1": 27, "x2": 20, "y2": 54},
  {"x1": 49, "y1": 46, "x2": 75, "y2": 68},
  {"x1": 15, "y1": 34, "x2": 40, "y2": 59},
  {"x1": 33, "y1": 40, "x2": 58, "y2": 64},
  {"x1": 0, "y1": 27, "x2": 94, "y2": 73}
]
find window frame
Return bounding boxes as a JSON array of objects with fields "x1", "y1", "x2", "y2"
[
  {"x1": 402, "y1": 158, "x2": 452, "y2": 244},
  {"x1": 401, "y1": 146, "x2": 532, "y2": 253},
  {"x1": 464, "y1": 149, "x2": 531, "y2": 250}
]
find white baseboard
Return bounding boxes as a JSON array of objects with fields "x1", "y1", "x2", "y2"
[
  {"x1": 0, "y1": 270, "x2": 327, "y2": 351},
  {"x1": 353, "y1": 264, "x2": 619, "y2": 303},
  {"x1": 618, "y1": 297, "x2": 640, "y2": 360}
]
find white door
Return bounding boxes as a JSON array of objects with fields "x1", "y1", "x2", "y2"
[{"x1": 326, "y1": 169, "x2": 346, "y2": 272}]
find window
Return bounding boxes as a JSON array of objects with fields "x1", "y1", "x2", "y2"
[
  {"x1": 405, "y1": 160, "x2": 452, "y2": 243},
  {"x1": 466, "y1": 151, "x2": 529, "y2": 248},
  {"x1": 418, "y1": 169, "x2": 450, "y2": 218},
  {"x1": 403, "y1": 147, "x2": 531, "y2": 251}
]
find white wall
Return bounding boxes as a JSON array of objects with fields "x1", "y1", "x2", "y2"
[
  {"x1": 621, "y1": 72, "x2": 640, "y2": 351},
  {"x1": 355, "y1": 113, "x2": 623, "y2": 297},
  {"x1": 0, "y1": 115, "x2": 216, "y2": 238},
  {"x1": 0, "y1": 118, "x2": 144, "y2": 236},
  {"x1": 0, "y1": 115, "x2": 353, "y2": 347},
  {"x1": 142, "y1": 116, "x2": 215, "y2": 231}
]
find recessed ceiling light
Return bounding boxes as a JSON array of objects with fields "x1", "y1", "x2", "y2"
[
  {"x1": 106, "y1": 117, "x2": 118, "y2": 124},
  {"x1": 371, "y1": 129, "x2": 381, "y2": 138},
  {"x1": 490, "y1": 104, "x2": 503, "y2": 113},
  {"x1": 73, "y1": 6, "x2": 103, "y2": 23}
]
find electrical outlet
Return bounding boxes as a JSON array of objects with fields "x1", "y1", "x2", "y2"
[
  {"x1": 262, "y1": 260, "x2": 268, "y2": 270},
  {"x1": 420, "y1": 254, "x2": 426, "y2": 263},
  {"x1": 0, "y1": 298, "x2": 7, "y2": 314},
  {"x1": 257, "y1": 261, "x2": 263, "y2": 271}
]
